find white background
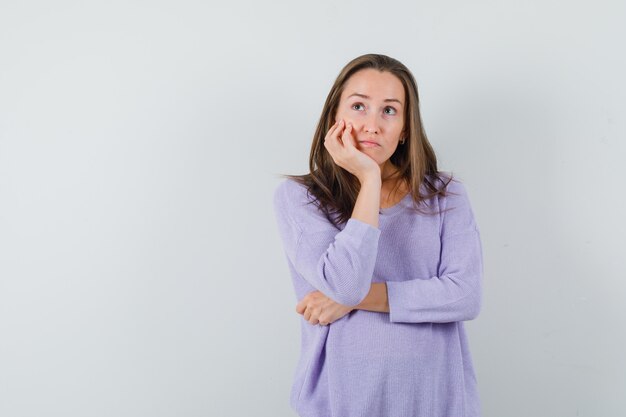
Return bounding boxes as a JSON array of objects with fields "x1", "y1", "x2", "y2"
[{"x1": 1, "y1": 1, "x2": 624, "y2": 416}]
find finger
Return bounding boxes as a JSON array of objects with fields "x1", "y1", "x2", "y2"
[
  {"x1": 324, "y1": 121, "x2": 341, "y2": 151},
  {"x1": 334, "y1": 120, "x2": 345, "y2": 146},
  {"x1": 324, "y1": 131, "x2": 343, "y2": 161},
  {"x1": 342, "y1": 122, "x2": 356, "y2": 148},
  {"x1": 305, "y1": 306, "x2": 318, "y2": 324},
  {"x1": 325, "y1": 120, "x2": 341, "y2": 143},
  {"x1": 326, "y1": 119, "x2": 344, "y2": 145},
  {"x1": 296, "y1": 301, "x2": 305, "y2": 314}
]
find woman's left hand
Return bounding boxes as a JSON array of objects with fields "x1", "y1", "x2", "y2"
[{"x1": 296, "y1": 290, "x2": 354, "y2": 326}]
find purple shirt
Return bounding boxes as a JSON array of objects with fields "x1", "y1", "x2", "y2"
[{"x1": 273, "y1": 175, "x2": 483, "y2": 417}]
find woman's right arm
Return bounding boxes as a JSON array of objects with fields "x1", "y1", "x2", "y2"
[
  {"x1": 326, "y1": 118, "x2": 382, "y2": 229},
  {"x1": 273, "y1": 180, "x2": 381, "y2": 307},
  {"x1": 351, "y1": 173, "x2": 382, "y2": 229},
  {"x1": 273, "y1": 119, "x2": 383, "y2": 306}
]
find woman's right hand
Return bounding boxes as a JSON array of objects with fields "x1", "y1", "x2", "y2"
[{"x1": 324, "y1": 119, "x2": 381, "y2": 182}]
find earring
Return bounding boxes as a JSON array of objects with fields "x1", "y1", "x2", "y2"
[{"x1": 400, "y1": 137, "x2": 406, "y2": 145}]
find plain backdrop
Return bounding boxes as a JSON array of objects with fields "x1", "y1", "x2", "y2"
[{"x1": 1, "y1": 1, "x2": 625, "y2": 416}]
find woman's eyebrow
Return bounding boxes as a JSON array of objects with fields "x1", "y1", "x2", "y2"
[{"x1": 347, "y1": 92, "x2": 403, "y2": 106}]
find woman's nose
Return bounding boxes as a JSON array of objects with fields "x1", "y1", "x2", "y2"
[{"x1": 363, "y1": 118, "x2": 380, "y2": 134}]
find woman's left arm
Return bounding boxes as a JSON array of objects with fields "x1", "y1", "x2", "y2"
[
  {"x1": 381, "y1": 181, "x2": 483, "y2": 323},
  {"x1": 352, "y1": 231, "x2": 482, "y2": 321},
  {"x1": 335, "y1": 181, "x2": 483, "y2": 322}
]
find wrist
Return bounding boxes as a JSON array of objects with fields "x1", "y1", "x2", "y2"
[
  {"x1": 351, "y1": 283, "x2": 389, "y2": 313},
  {"x1": 358, "y1": 171, "x2": 381, "y2": 186}
]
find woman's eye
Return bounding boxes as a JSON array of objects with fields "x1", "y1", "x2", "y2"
[{"x1": 352, "y1": 103, "x2": 397, "y2": 115}]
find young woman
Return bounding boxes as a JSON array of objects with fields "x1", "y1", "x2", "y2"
[{"x1": 273, "y1": 53, "x2": 484, "y2": 417}]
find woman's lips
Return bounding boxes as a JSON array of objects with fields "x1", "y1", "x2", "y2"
[{"x1": 359, "y1": 141, "x2": 379, "y2": 147}]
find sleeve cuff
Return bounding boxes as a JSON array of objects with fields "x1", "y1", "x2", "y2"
[
  {"x1": 385, "y1": 280, "x2": 408, "y2": 322},
  {"x1": 343, "y1": 217, "x2": 381, "y2": 241}
]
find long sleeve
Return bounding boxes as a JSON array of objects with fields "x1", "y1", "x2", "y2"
[
  {"x1": 273, "y1": 180, "x2": 381, "y2": 306},
  {"x1": 385, "y1": 180, "x2": 483, "y2": 323}
]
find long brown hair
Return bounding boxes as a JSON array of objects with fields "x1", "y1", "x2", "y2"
[{"x1": 276, "y1": 53, "x2": 456, "y2": 230}]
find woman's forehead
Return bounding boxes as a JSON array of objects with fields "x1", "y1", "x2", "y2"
[{"x1": 342, "y1": 70, "x2": 404, "y2": 103}]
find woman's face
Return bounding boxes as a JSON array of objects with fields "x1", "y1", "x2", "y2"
[{"x1": 334, "y1": 68, "x2": 406, "y2": 168}]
